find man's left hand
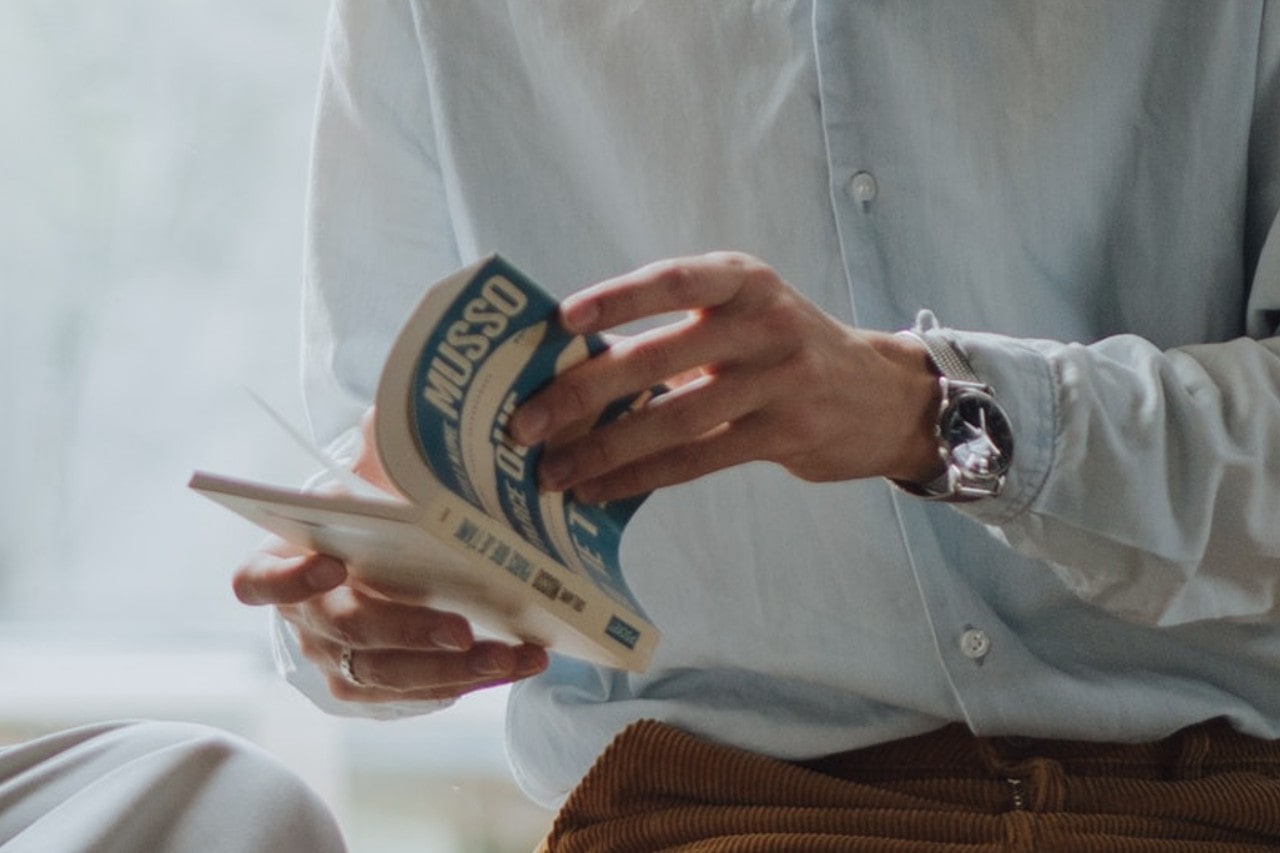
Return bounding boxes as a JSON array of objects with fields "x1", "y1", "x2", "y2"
[{"x1": 509, "y1": 252, "x2": 942, "y2": 502}]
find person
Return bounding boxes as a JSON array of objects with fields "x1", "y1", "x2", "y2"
[
  {"x1": 0, "y1": 720, "x2": 346, "y2": 852},
  {"x1": 235, "y1": 2, "x2": 1280, "y2": 848}
]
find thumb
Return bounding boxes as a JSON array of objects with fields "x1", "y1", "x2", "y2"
[{"x1": 233, "y1": 536, "x2": 348, "y2": 605}]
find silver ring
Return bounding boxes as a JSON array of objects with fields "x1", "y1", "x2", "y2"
[{"x1": 338, "y1": 647, "x2": 363, "y2": 686}]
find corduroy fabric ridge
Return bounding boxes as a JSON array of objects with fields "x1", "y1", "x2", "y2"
[{"x1": 537, "y1": 718, "x2": 1280, "y2": 852}]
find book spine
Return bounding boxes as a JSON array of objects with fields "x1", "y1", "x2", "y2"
[{"x1": 421, "y1": 490, "x2": 657, "y2": 671}]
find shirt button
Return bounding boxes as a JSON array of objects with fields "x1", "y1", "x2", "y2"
[
  {"x1": 846, "y1": 170, "x2": 878, "y2": 203},
  {"x1": 959, "y1": 628, "x2": 991, "y2": 660}
]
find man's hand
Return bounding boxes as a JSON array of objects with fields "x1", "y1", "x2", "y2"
[
  {"x1": 232, "y1": 409, "x2": 547, "y2": 704},
  {"x1": 510, "y1": 252, "x2": 943, "y2": 502}
]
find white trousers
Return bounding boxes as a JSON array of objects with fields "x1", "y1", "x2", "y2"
[{"x1": 0, "y1": 720, "x2": 346, "y2": 853}]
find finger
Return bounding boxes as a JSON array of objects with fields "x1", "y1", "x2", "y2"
[
  {"x1": 512, "y1": 315, "x2": 701, "y2": 446},
  {"x1": 538, "y1": 370, "x2": 766, "y2": 491},
  {"x1": 559, "y1": 252, "x2": 774, "y2": 335},
  {"x1": 233, "y1": 538, "x2": 348, "y2": 606},
  {"x1": 386, "y1": 644, "x2": 548, "y2": 699},
  {"x1": 287, "y1": 584, "x2": 475, "y2": 652},
  {"x1": 330, "y1": 679, "x2": 502, "y2": 704},
  {"x1": 572, "y1": 417, "x2": 770, "y2": 504},
  {"x1": 513, "y1": 306, "x2": 783, "y2": 447},
  {"x1": 322, "y1": 641, "x2": 548, "y2": 700}
]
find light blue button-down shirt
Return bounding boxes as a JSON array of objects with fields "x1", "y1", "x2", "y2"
[{"x1": 295, "y1": 1, "x2": 1280, "y2": 806}]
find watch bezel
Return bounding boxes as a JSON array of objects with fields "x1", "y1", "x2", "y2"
[{"x1": 933, "y1": 379, "x2": 1013, "y2": 499}]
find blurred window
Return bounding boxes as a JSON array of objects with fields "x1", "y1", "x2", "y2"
[{"x1": 0, "y1": 4, "x2": 550, "y2": 850}]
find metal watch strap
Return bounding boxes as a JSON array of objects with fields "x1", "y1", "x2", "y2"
[
  {"x1": 908, "y1": 310, "x2": 980, "y2": 384},
  {"x1": 918, "y1": 334, "x2": 980, "y2": 385}
]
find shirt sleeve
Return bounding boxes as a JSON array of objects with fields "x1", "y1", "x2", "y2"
[
  {"x1": 948, "y1": 323, "x2": 1280, "y2": 628},
  {"x1": 302, "y1": 0, "x2": 462, "y2": 448},
  {"x1": 284, "y1": 0, "x2": 462, "y2": 718},
  {"x1": 924, "y1": 7, "x2": 1280, "y2": 629},
  {"x1": 948, "y1": 230, "x2": 1280, "y2": 628}
]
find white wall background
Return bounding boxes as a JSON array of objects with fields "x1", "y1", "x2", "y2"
[{"x1": 0, "y1": 3, "x2": 550, "y2": 850}]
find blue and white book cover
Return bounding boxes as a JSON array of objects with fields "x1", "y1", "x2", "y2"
[{"x1": 397, "y1": 256, "x2": 650, "y2": 621}]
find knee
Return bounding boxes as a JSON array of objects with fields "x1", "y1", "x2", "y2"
[
  {"x1": 101, "y1": 721, "x2": 346, "y2": 852},
  {"x1": 1, "y1": 720, "x2": 346, "y2": 853}
]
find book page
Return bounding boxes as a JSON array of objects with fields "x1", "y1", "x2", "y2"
[{"x1": 187, "y1": 470, "x2": 654, "y2": 668}]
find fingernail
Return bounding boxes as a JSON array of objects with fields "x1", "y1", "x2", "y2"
[
  {"x1": 540, "y1": 455, "x2": 572, "y2": 491},
  {"x1": 563, "y1": 300, "x2": 599, "y2": 332},
  {"x1": 306, "y1": 558, "x2": 345, "y2": 590},
  {"x1": 515, "y1": 646, "x2": 549, "y2": 676},
  {"x1": 431, "y1": 626, "x2": 469, "y2": 652},
  {"x1": 513, "y1": 403, "x2": 548, "y2": 445},
  {"x1": 470, "y1": 648, "x2": 510, "y2": 677}
]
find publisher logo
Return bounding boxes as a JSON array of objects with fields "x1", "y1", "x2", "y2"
[{"x1": 605, "y1": 616, "x2": 640, "y2": 650}]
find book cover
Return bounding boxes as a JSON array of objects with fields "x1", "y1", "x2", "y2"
[{"x1": 191, "y1": 255, "x2": 658, "y2": 671}]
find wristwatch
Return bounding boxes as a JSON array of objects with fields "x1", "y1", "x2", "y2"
[{"x1": 895, "y1": 322, "x2": 1014, "y2": 502}]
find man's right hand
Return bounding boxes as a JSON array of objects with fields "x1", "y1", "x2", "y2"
[
  {"x1": 234, "y1": 538, "x2": 548, "y2": 703},
  {"x1": 231, "y1": 408, "x2": 548, "y2": 704}
]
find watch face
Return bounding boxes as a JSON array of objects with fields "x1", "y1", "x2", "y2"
[{"x1": 940, "y1": 391, "x2": 1014, "y2": 478}]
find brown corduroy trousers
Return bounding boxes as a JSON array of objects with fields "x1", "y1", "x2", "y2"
[{"x1": 537, "y1": 718, "x2": 1280, "y2": 852}]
